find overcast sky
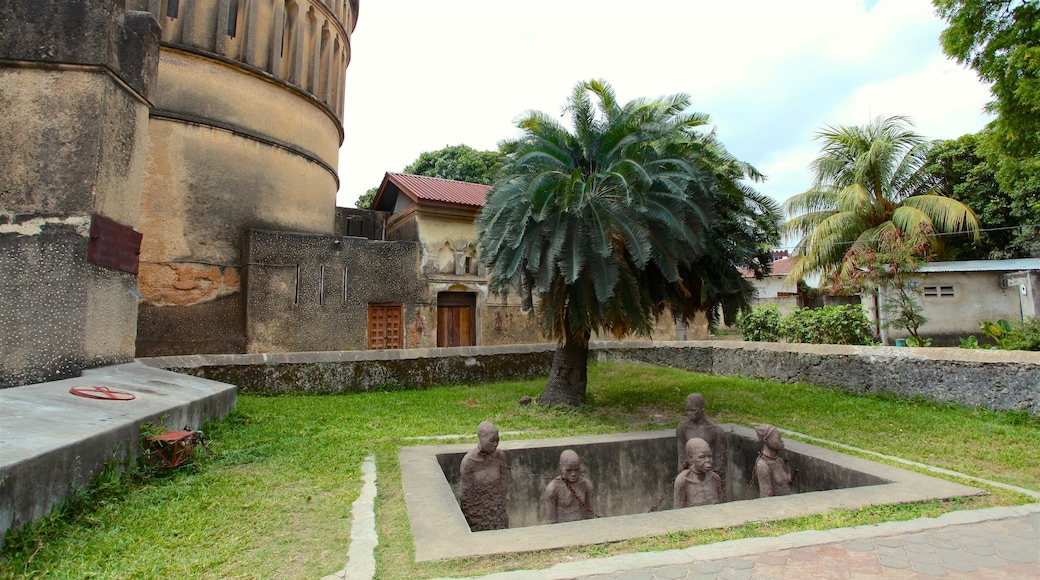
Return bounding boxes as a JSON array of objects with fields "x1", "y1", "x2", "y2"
[{"x1": 336, "y1": 0, "x2": 992, "y2": 212}]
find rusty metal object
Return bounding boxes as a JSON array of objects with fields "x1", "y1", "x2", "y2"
[
  {"x1": 69, "y1": 386, "x2": 136, "y2": 400},
  {"x1": 145, "y1": 430, "x2": 201, "y2": 468},
  {"x1": 87, "y1": 213, "x2": 142, "y2": 274}
]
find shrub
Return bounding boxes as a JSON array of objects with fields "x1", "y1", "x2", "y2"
[
  {"x1": 1003, "y1": 317, "x2": 1040, "y2": 351},
  {"x1": 736, "y1": 304, "x2": 781, "y2": 342},
  {"x1": 738, "y1": 304, "x2": 874, "y2": 345},
  {"x1": 778, "y1": 304, "x2": 874, "y2": 345}
]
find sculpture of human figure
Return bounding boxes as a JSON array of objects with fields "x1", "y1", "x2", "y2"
[
  {"x1": 674, "y1": 438, "x2": 724, "y2": 508},
  {"x1": 754, "y1": 424, "x2": 793, "y2": 497},
  {"x1": 676, "y1": 393, "x2": 726, "y2": 490},
  {"x1": 542, "y1": 449, "x2": 595, "y2": 523},
  {"x1": 459, "y1": 421, "x2": 509, "y2": 531}
]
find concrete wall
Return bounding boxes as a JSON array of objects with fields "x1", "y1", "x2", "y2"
[
  {"x1": 133, "y1": 0, "x2": 356, "y2": 356},
  {"x1": 141, "y1": 341, "x2": 1040, "y2": 415},
  {"x1": 0, "y1": 1, "x2": 160, "y2": 387},
  {"x1": 875, "y1": 270, "x2": 1031, "y2": 346},
  {"x1": 244, "y1": 229, "x2": 427, "y2": 353}
]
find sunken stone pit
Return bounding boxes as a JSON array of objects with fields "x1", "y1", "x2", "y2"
[{"x1": 400, "y1": 425, "x2": 983, "y2": 561}]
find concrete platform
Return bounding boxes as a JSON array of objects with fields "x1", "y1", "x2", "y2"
[
  {"x1": 0, "y1": 362, "x2": 237, "y2": 544},
  {"x1": 401, "y1": 427, "x2": 984, "y2": 561}
]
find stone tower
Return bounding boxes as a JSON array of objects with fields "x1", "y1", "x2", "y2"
[{"x1": 131, "y1": 0, "x2": 358, "y2": 355}]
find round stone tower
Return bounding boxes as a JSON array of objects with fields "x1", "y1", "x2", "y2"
[{"x1": 131, "y1": 0, "x2": 358, "y2": 355}]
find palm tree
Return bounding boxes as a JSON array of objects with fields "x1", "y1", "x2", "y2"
[
  {"x1": 784, "y1": 115, "x2": 980, "y2": 283},
  {"x1": 477, "y1": 80, "x2": 779, "y2": 406}
]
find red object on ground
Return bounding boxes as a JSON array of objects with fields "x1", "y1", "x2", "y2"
[
  {"x1": 69, "y1": 386, "x2": 136, "y2": 400},
  {"x1": 145, "y1": 431, "x2": 200, "y2": 468}
]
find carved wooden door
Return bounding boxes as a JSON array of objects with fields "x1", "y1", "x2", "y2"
[
  {"x1": 368, "y1": 303, "x2": 402, "y2": 349},
  {"x1": 437, "y1": 292, "x2": 476, "y2": 347}
]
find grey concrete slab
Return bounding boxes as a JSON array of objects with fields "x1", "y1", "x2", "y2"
[
  {"x1": 401, "y1": 426, "x2": 983, "y2": 561},
  {"x1": 0, "y1": 362, "x2": 236, "y2": 543}
]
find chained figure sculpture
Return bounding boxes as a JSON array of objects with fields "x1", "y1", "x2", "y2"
[
  {"x1": 460, "y1": 421, "x2": 509, "y2": 530},
  {"x1": 543, "y1": 449, "x2": 595, "y2": 523},
  {"x1": 676, "y1": 393, "x2": 726, "y2": 492},
  {"x1": 674, "y1": 438, "x2": 724, "y2": 508},
  {"x1": 754, "y1": 424, "x2": 793, "y2": 497}
]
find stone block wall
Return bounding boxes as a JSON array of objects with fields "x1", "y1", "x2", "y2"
[{"x1": 140, "y1": 341, "x2": 1039, "y2": 415}]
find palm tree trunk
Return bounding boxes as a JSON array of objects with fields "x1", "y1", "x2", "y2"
[{"x1": 537, "y1": 328, "x2": 590, "y2": 407}]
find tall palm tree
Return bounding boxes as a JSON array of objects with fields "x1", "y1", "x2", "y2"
[
  {"x1": 784, "y1": 115, "x2": 980, "y2": 283},
  {"x1": 477, "y1": 80, "x2": 779, "y2": 406}
]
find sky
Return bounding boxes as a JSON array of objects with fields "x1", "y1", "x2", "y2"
[{"x1": 335, "y1": 0, "x2": 993, "y2": 211}]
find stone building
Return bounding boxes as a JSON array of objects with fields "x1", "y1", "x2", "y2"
[
  {"x1": 133, "y1": 0, "x2": 359, "y2": 356},
  {"x1": 0, "y1": 0, "x2": 359, "y2": 386}
]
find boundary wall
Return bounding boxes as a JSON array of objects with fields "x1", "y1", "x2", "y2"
[{"x1": 140, "y1": 341, "x2": 1040, "y2": 415}]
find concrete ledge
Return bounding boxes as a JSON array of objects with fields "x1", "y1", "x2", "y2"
[
  {"x1": 0, "y1": 362, "x2": 236, "y2": 544},
  {"x1": 400, "y1": 427, "x2": 983, "y2": 561}
]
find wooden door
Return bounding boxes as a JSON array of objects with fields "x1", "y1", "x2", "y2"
[
  {"x1": 368, "y1": 303, "x2": 402, "y2": 349},
  {"x1": 437, "y1": 292, "x2": 476, "y2": 347}
]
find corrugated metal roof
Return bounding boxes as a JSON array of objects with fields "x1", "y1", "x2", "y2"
[
  {"x1": 386, "y1": 172, "x2": 489, "y2": 208},
  {"x1": 918, "y1": 259, "x2": 1040, "y2": 273}
]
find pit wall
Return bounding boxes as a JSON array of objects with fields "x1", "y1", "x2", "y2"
[{"x1": 140, "y1": 341, "x2": 1040, "y2": 415}]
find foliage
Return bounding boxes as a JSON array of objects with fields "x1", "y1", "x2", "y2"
[
  {"x1": 959, "y1": 335, "x2": 980, "y2": 349},
  {"x1": 355, "y1": 144, "x2": 502, "y2": 209},
  {"x1": 402, "y1": 144, "x2": 502, "y2": 185},
  {"x1": 1004, "y1": 316, "x2": 1040, "y2": 351},
  {"x1": 3, "y1": 362, "x2": 1036, "y2": 579},
  {"x1": 737, "y1": 304, "x2": 874, "y2": 345},
  {"x1": 355, "y1": 186, "x2": 378, "y2": 209},
  {"x1": 830, "y1": 227, "x2": 932, "y2": 343},
  {"x1": 779, "y1": 305, "x2": 875, "y2": 345},
  {"x1": 923, "y1": 134, "x2": 1032, "y2": 259},
  {"x1": 981, "y1": 318, "x2": 1015, "y2": 348},
  {"x1": 934, "y1": 0, "x2": 1040, "y2": 228},
  {"x1": 477, "y1": 79, "x2": 779, "y2": 405},
  {"x1": 905, "y1": 335, "x2": 933, "y2": 347},
  {"x1": 783, "y1": 115, "x2": 980, "y2": 283},
  {"x1": 735, "y1": 304, "x2": 781, "y2": 342}
]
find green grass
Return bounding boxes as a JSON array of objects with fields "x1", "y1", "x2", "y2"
[{"x1": 1, "y1": 362, "x2": 1037, "y2": 579}]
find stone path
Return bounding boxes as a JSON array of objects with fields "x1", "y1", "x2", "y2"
[
  {"x1": 444, "y1": 505, "x2": 1038, "y2": 580},
  {"x1": 321, "y1": 456, "x2": 378, "y2": 580}
]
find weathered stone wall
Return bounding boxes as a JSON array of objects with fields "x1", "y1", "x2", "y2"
[
  {"x1": 243, "y1": 229, "x2": 427, "y2": 353},
  {"x1": 0, "y1": 1, "x2": 160, "y2": 387},
  {"x1": 142, "y1": 344, "x2": 555, "y2": 395},
  {"x1": 140, "y1": 341, "x2": 1039, "y2": 414},
  {"x1": 133, "y1": 0, "x2": 356, "y2": 356},
  {"x1": 595, "y1": 341, "x2": 1040, "y2": 415}
]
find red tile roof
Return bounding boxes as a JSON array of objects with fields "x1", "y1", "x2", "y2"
[
  {"x1": 740, "y1": 256, "x2": 796, "y2": 278},
  {"x1": 384, "y1": 172, "x2": 489, "y2": 208}
]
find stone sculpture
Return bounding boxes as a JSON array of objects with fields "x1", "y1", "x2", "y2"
[
  {"x1": 543, "y1": 449, "x2": 595, "y2": 523},
  {"x1": 673, "y1": 438, "x2": 725, "y2": 508},
  {"x1": 754, "y1": 424, "x2": 793, "y2": 497},
  {"x1": 676, "y1": 393, "x2": 726, "y2": 489},
  {"x1": 459, "y1": 421, "x2": 509, "y2": 531}
]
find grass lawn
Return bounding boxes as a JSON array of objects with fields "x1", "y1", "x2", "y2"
[{"x1": 1, "y1": 362, "x2": 1037, "y2": 579}]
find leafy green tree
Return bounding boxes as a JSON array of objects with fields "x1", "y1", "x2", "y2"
[
  {"x1": 923, "y1": 134, "x2": 1029, "y2": 259},
  {"x1": 355, "y1": 186, "x2": 378, "y2": 209},
  {"x1": 356, "y1": 144, "x2": 502, "y2": 209},
  {"x1": 477, "y1": 80, "x2": 779, "y2": 406},
  {"x1": 783, "y1": 115, "x2": 980, "y2": 283},
  {"x1": 403, "y1": 144, "x2": 502, "y2": 184},
  {"x1": 934, "y1": 0, "x2": 1040, "y2": 252}
]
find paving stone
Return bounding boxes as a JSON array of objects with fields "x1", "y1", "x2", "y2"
[
  {"x1": 997, "y1": 548, "x2": 1040, "y2": 564},
  {"x1": 969, "y1": 553, "x2": 1008, "y2": 569},
  {"x1": 907, "y1": 551, "x2": 942, "y2": 565},
  {"x1": 753, "y1": 554, "x2": 788, "y2": 566},
  {"x1": 714, "y1": 567, "x2": 752, "y2": 580},
  {"x1": 616, "y1": 570, "x2": 656, "y2": 580},
  {"x1": 878, "y1": 555, "x2": 912, "y2": 570},
  {"x1": 963, "y1": 543, "x2": 997, "y2": 556},
  {"x1": 725, "y1": 559, "x2": 755, "y2": 570},
  {"x1": 581, "y1": 574, "x2": 619, "y2": 580},
  {"x1": 689, "y1": 562, "x2": 722, "y2": 574},
  {"x1": 875, "y1": 545, "x2": 908, "y2": 557},
  {"x1": 911, "y1": 561, "x2": 950, "y2": 577},
  {"x1": 841, "y1": 540, "x2": 877, "y2": 552},
  {"x1": 902, "y1": 534, "x2": 932, "y2": 545},
  {"x1": 647, "y1": 564, "x2": 691, "y2": 579},
  {"x1": 874, "y1": 538, "x2": 905, "y2": 548},
  {"x1": 928, "y1": 538, "x2": 962, "y2": 550},
  {"x1": 936, "y1": 549, "x2": 978, "y2": 573},
  {"x1": 903, "y1": 542, "x2": 936, "y2": 554}
]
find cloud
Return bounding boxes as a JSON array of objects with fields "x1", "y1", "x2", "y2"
[{"x1": 336, "y1": 0, "x2": 992, "y2": 209}]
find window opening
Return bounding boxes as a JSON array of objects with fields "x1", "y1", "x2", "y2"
[
  {"x1": 294, "y1": 264, "x2": 300, "y2": 305},
  {"x1": 167, "y1": 0, "x2": 179, "y2": 18},
  {"x1": 319, "y1": 265, "x2": 325, "y2": 305},
  {"x1": 227, "y1": 0, "x2": 239, "y2": 37}
]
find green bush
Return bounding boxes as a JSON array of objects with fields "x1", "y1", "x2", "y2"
[
  {"x1": 1003, "y1": 317, "x2": 1040, "y2": 351},
  {"x1": 738, "y1": 304, "x2": 874, "y2": 345},
  {"x1": 736, "y1": 304, "x2": 781, "y2": 342}
]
